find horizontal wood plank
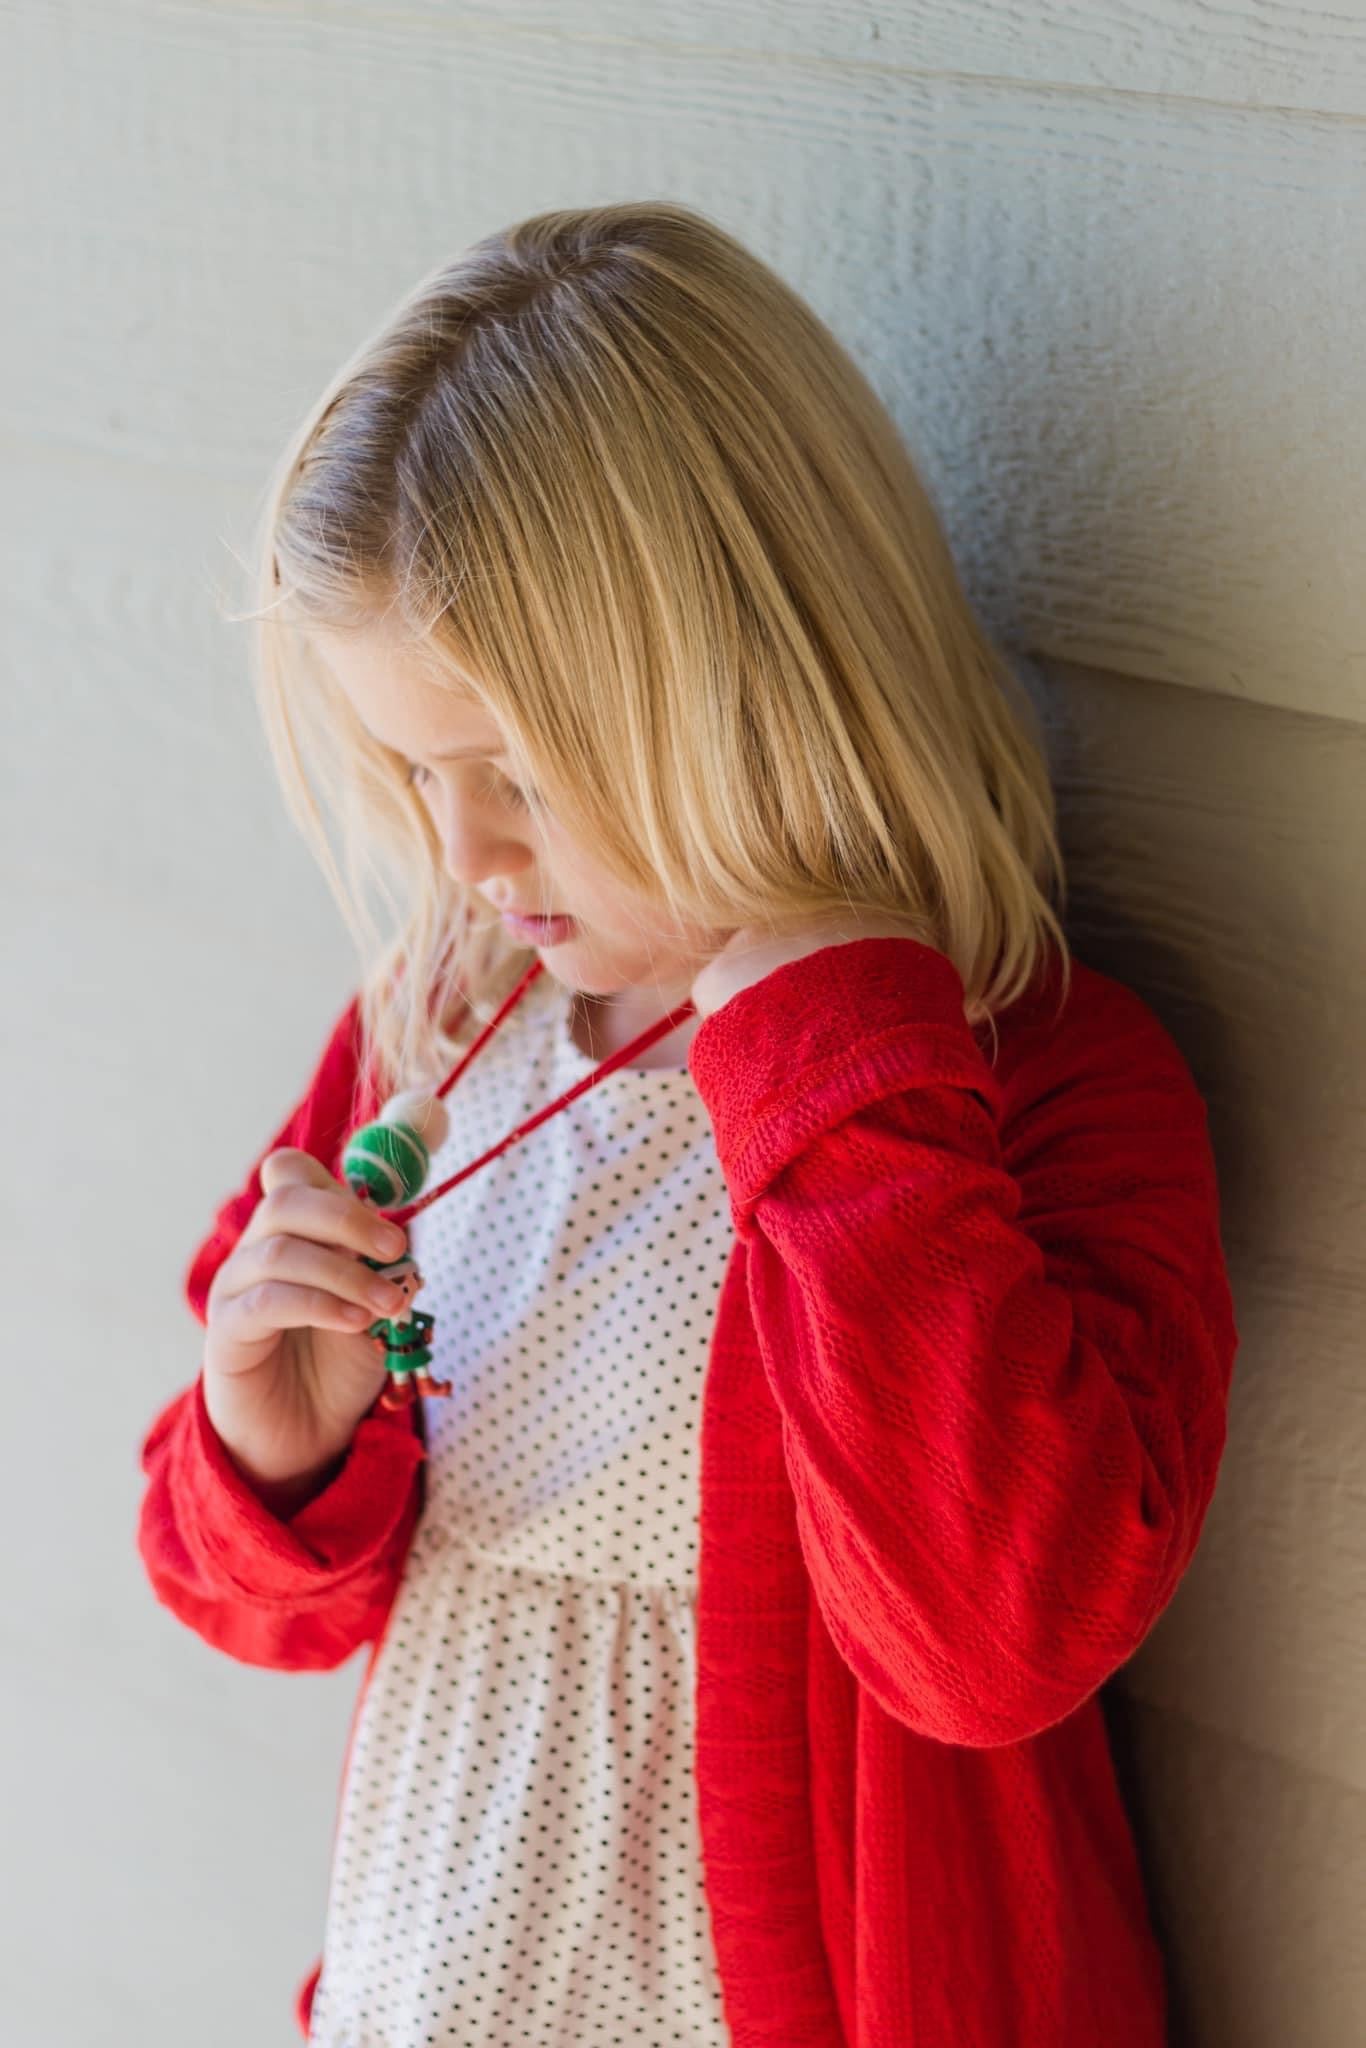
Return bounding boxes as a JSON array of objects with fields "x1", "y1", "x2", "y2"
[
  {"x1": 4, "y1": 7, "x2": 1361, "y2": 722},
  {"x1": 98, "y1": 0, "x2": 1366, "y2": 119}
]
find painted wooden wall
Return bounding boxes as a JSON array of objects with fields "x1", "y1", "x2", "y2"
[{"x1": 3, "y1": 3, "x2": 1361, "y2": 2041}]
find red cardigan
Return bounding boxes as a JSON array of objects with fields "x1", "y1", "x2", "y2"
[{"x1": 137, "y1": 936, "x2": 1238, "y2": 2045}]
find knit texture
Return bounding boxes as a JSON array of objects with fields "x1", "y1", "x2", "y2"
[{"x1": 136, "y1": 936, "x2": 1239, "y2": 2046}]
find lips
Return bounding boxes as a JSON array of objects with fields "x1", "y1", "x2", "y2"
[{"x1": 501, "y1": 909, "x2": 577, "y2": 941}]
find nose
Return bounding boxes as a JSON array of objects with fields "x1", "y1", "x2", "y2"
[{"x1": 429, "y1": 784, "x2": 535, "y2": 894}]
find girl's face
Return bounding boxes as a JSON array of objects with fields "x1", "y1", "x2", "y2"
[{"x1": 310, "y1": 619, "x2": 730, "y2": 1008}]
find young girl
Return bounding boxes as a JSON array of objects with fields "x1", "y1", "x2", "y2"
[{"x1": 137, "y1": 200, "x2": 1239, "y2": 2046}]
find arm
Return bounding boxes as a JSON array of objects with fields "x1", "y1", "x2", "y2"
[
  {"x1": 687, "y1": 937, "x2": 1239, "y2": 1748},
  {"x1": 135, "y1": 993, "x2": 427, "y2": 1673}
]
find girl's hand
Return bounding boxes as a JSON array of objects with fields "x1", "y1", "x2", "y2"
[
  {"x1": 689, "y1": 914, "x2": 929, "y2": 1020},
  {"x1": 200, "y1": 1148, "x2": 413, "y2": 1502}
]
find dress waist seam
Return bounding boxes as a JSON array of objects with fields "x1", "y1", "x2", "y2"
[{"x1": 417, "y1": 1519, "x2": 699, "y2": 1606}]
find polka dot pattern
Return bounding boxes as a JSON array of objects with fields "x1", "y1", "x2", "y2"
[{"x1": 308, "y1": 972, "x2": 736, "y2": 2045}]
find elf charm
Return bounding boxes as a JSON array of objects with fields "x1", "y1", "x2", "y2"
[
  {"x1": 360, "y1": 1254, "x2": 449, "y2": 1409},
  {"x1": 341, "y1": 1087, "x2": 454, "y2": 1411}
]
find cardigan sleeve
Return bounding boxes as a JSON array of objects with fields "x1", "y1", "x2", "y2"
[
  {"x1": 687, "y1": 936, "x2": 1239, "y2": 1749},
  {"x1": 135, "y1": 992, "x2": 427, "y2": 1673}
]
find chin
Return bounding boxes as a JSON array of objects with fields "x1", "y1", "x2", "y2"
[
  {"x1": 529, "y1": 941, "x2": 614, "y2": 995},
  {"x1": 554, "y1": 965, "x2": 629, "y2": 1000},
  {"x1": 559, "y1": 957, "x2": 682, "y2": 1006},
  {"x1": 513, "y1": 919, "x2": 690, "y2": 996}
]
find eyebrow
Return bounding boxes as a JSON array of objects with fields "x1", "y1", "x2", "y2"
[{"x1": 425, "y1": 742, "x2": 507, "y2": 760}]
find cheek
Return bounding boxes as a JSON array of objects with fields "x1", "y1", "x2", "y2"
[{"x1": 536, "y1": 818, "x2": 593, "y2": 888}]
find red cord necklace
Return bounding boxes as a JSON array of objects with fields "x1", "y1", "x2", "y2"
[{"x1": 339, "y1": 956, "x2": 699, "y2": 1410}]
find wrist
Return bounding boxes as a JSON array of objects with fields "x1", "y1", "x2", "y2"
[
  {"x1": 201, "y1": 1381, "x2": 351, "y2": 1519},
  {"x1": 223, "y1": 1444, "x2": 349, "y2": 1520}
]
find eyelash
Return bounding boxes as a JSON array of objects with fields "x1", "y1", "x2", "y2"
[{"x1": 405, "y1": 760, "x2": 533, "y2": 808}]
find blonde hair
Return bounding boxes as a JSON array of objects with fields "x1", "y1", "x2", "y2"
[{"x1": 238, "y1": 199, "x2": 1070, "y2": 1100}]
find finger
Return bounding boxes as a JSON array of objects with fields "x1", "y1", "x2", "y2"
[
  {"x1": 245, "y1": 1178, "x2": 409, "y2": 1262},
  {"x1": 223, "y1": 1277, "x2": 385, "y2": 1344},
  {"x1": 227, "y1": 1234, "x2": 409, "y2": 1320}
]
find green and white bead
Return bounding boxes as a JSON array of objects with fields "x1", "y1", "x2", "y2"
[
  {"x1": 342, "y1": 1118, "x2": 429, "y2": 1207},
  {"x1": 340, "y1": 1090, "x2": 450, "y2": 1208}
]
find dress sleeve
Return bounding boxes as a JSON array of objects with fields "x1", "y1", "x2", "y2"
[
  {"x1": 135, "y1": 992, "x2": 427, "y2": 1673},
  {"x1": 687, "y1": 936, "x2": 1240, "y2": 1749}
]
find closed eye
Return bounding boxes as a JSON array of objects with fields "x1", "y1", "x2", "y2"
[{"x1": 405, "y1": 759, "x2": 534, "y2": 808}]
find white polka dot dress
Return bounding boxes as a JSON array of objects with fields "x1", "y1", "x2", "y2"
[{"x1": 306, "y1": 969, "x2": 736, "y2": 2046}]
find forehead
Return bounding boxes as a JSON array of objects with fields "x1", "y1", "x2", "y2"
[{"x1": 309, "y1": 620, "x2": 509, "y2": 757}]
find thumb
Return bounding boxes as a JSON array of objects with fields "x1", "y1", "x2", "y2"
[{"x1": 258, "y1": 1145, "x2": 338, "y2": 1196}]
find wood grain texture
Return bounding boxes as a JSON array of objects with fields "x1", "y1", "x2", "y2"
[
  {"x1": 2, "y1": 3, "x2": 1362, "y2": 724},
  {"x1": 95, "y1": 0, "x2": 1366, "y2": 119}
]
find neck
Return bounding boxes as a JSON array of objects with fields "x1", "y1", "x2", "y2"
[{"x1": 570, "y1": 984, "x2": 700, "y2": 1070}]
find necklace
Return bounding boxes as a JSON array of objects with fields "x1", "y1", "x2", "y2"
[{"x1": 339, "y1": 956, "x2": 698, "y2": 1410}]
